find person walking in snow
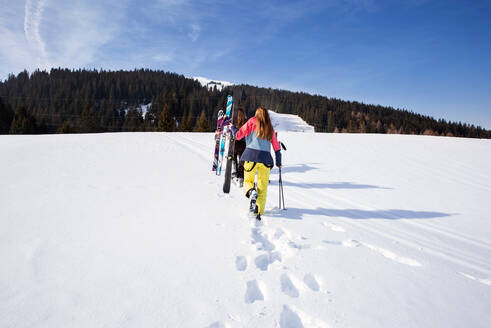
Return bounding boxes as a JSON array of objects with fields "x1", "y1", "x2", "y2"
[
  {"x1": 233, "y1": 107, "x2": 247, "y2": 186},
  {"x1": 232, "y1": 107, "x2": 282, "y2": 220}
]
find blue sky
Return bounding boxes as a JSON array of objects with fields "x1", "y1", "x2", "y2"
[{"x1": 1, "y1": 0, "x2": 490, "y2": 128}]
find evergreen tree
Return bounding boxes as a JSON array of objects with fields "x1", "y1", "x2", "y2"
[
  {"x1": 327, "y1": 111, "x2": 335, "y2": 133},
  {"x1": 122, "y1": 107, "x2": 144, "y2": 132},
  {"x1": 38, "y1": 118, "x2": 49, "y2": 134},
  {"x1": 77, "y1": 104, "x2": 103, "y2": 133},
  {"x1": 158, "y1": 104, "x2": 175, "y2": 131},
  {"x1": 180, "y1": 110, "x2": 194, "y2": 132},
  {"x1": 0, "y1": 98, "x2": 14, "y2": 134},
  {"x1": 144, "y1": 110, "x2": 157, "y2": 131},
  {"x1": 57, "y1": 120, "x2": 75, "y2": 133},
  {"x1": 9, "y1": 106, "x2": 38, "y2": 134},
  {"x1": 196, "y1": 109, "x2": 211, "y2": 132}
]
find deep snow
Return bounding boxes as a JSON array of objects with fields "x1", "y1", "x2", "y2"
[
  {"x1": 269, "y1": 111, "x2": 314, "y2": 133},
  {"x1": 1, "y1": 127, "x2": 490, "y2": 327}
]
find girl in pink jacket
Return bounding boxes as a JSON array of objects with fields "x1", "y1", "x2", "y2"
[{"x1": 233, "y1": 107, "x2": 282, "y2": 220}]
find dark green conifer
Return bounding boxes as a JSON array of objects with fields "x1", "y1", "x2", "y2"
[
  {"x1": 158, "y1": 104, "x2": 175, "y2": 131},
  {"x1": 77, "y1": 104, "x2": 103, "y2": 133},
  {"x1": 57, "y1": 121, "x2": 75, "y2": 133},
  {"x1": 9, "y1": 106, "x2": 38, "y2": 134},
  {"x1": 122, "y1": 107, "x2": 144, "y2": 132},
  {"x1": 196, "y1": 109, "x2": 211, "y2": 132},
  {"x1": 0, "y1": 98, "x2": 14, "y2": 134}
]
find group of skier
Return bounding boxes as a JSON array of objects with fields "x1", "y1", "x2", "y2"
[{"x1": 215, "y1": 105, "x2": 282, "y2": 221}]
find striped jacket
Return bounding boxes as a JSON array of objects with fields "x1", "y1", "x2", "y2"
[{"x1": 235, "y1": 117, "x2": 282, "y2": 167}]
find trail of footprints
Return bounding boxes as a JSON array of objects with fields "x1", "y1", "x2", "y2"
[
  {"x1": 235, "y1": 220, "x2": 325, "y2": 327},
  {"x1": 212, "y1": 219, "x2": 423, "y2": 327}
]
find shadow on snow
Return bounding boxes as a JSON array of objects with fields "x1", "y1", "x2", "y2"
[
  {"x1": 267, "y1": 207, "x2": 452, "y2": 220},
  {"x1": 270, "y1": 181, "x2": 391, "y2": 190},
  {"x1": 274, "y1": 163, "x2": 320, "y2": 174}
]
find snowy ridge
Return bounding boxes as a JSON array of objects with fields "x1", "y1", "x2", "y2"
[
  {"x1": 269, "y1": 110, "x2": 315, "y2": 133},
  {"x1": 194, "y1": 76, "x2": 234, "y2": 91},
  {"x1": 1, "y1": 132, "x2": 491, "y2": 327}
]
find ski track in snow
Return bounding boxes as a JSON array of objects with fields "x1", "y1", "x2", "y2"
[
  {"x1": 459, "y1": 272, "x2": 491, "y2": 286},
  {"x1": 283, "y1": 173, "x2": 491, "y2": 275}
]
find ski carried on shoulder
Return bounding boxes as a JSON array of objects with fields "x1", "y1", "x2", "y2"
[
  {"x1": 212, "y1": 109, "x2": 225, "y2": 172},
  {"x1": 222, "y1": 95, "x2": 234, "y2": 193},
  {"x1": 216, "y1": 96, "x2": 233, "y2": 176}
]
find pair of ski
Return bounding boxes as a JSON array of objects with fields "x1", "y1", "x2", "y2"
[{"x1": 212, "y1": 95, "x2": 235, "y2": 194}]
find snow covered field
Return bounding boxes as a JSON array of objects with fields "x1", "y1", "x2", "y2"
[{"x1": 1, "y1": 127, "x2": 491, "y2": 327}]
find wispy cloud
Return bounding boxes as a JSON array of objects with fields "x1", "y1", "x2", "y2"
[
  {"x1": 24, "y1": 0, "x2": 49, "y2": 69},
  {"x1": 0, "y1": 0, "x2": 128, "y2": 79},
  {"x1": 188, "y1": 24, "x2": 201, "y2": 42}
]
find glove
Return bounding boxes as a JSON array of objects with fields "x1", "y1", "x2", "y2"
[
  {"x1": 275, "y1": 150, "x2": 282, "y2": 167},
  {"x1": 230, "y1": 125, "x2": 238, "y2": 138}
]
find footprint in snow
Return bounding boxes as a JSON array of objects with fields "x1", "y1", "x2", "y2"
[
  {"x1": 288, "y1": 240, "x2": 311, "y2": 250},
  {"x1": 274, "y1": 227, "x2": 286, "y2": 239},
  {"x1": 235, "y1": 256, "x2": 247, "y2": 271},
  {"x1": 255, "y1": 252, "x2": 282, "y2": 271},
  {"x1": 323, "y1": 240, "x2": 343, "y2": 246},
  {"x1": 303, "y1": 274, "x2": 320, "y2": 292},
  {"x1": 280, "y1": 274, "x2": 299, "y2": 298},
  {"x1": 280, "y1": 305, "x2": 328, "y2": 328},
  {"x1": 342, "y1": 239, "x2": 361, "y2": 247},
  {"x1": 245, "y1": 280, "x2": 264, "y2": 304},
  {"x1": 280, "y1": 305, "x2": 304, "y2": 328},
  {"x1": 251, "y1": 228, "x2": 275, "y2": 251}
]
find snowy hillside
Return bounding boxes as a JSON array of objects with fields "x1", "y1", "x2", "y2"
[
  {"x1": 1, "y1": 122, "x2": 491, "y2": 326},
  {"x1": 269, "y1": 111, "x2": 315, "y2": 133},
  {"x1": 194, "y1": 76, "x2": 234, "y2": 91}
]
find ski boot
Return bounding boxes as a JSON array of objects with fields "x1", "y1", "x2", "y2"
[{"x1": 247, "y1": 188, "x2": 258, "y2": 213}]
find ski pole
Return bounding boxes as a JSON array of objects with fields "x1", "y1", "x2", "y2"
[
  {"x1": 279, "y1": 167, "x2": 286, "y2": 210},
  {"x1": 279, "y1": 168, "x2": 281, "y2": 209}
]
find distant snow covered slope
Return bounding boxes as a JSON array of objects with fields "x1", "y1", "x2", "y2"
[
  {"x1": 1, "y1": 129, "x2": 490, "y2": 327},
  {"x1": 194, "y1": 76, "x2": 234, "y2": 91},
  {"x1": 269, "y1": 110, "x2": 315, "y2": 133}
]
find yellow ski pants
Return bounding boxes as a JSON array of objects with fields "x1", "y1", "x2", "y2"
[{"x1": 243, "y1": 161, "x2": 271, "y2": 215}]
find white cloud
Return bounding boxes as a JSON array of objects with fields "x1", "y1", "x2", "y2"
[
  {"x1": 24, "y1": 0, "x2": 49, "y2": 69},
  {"x1": 188, "y1": 24, "x2": 201, "y2": 42}
]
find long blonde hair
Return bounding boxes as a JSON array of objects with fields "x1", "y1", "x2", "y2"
[{"x1": 255, "y1": 107, "x2": 274, "y2": 141}]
